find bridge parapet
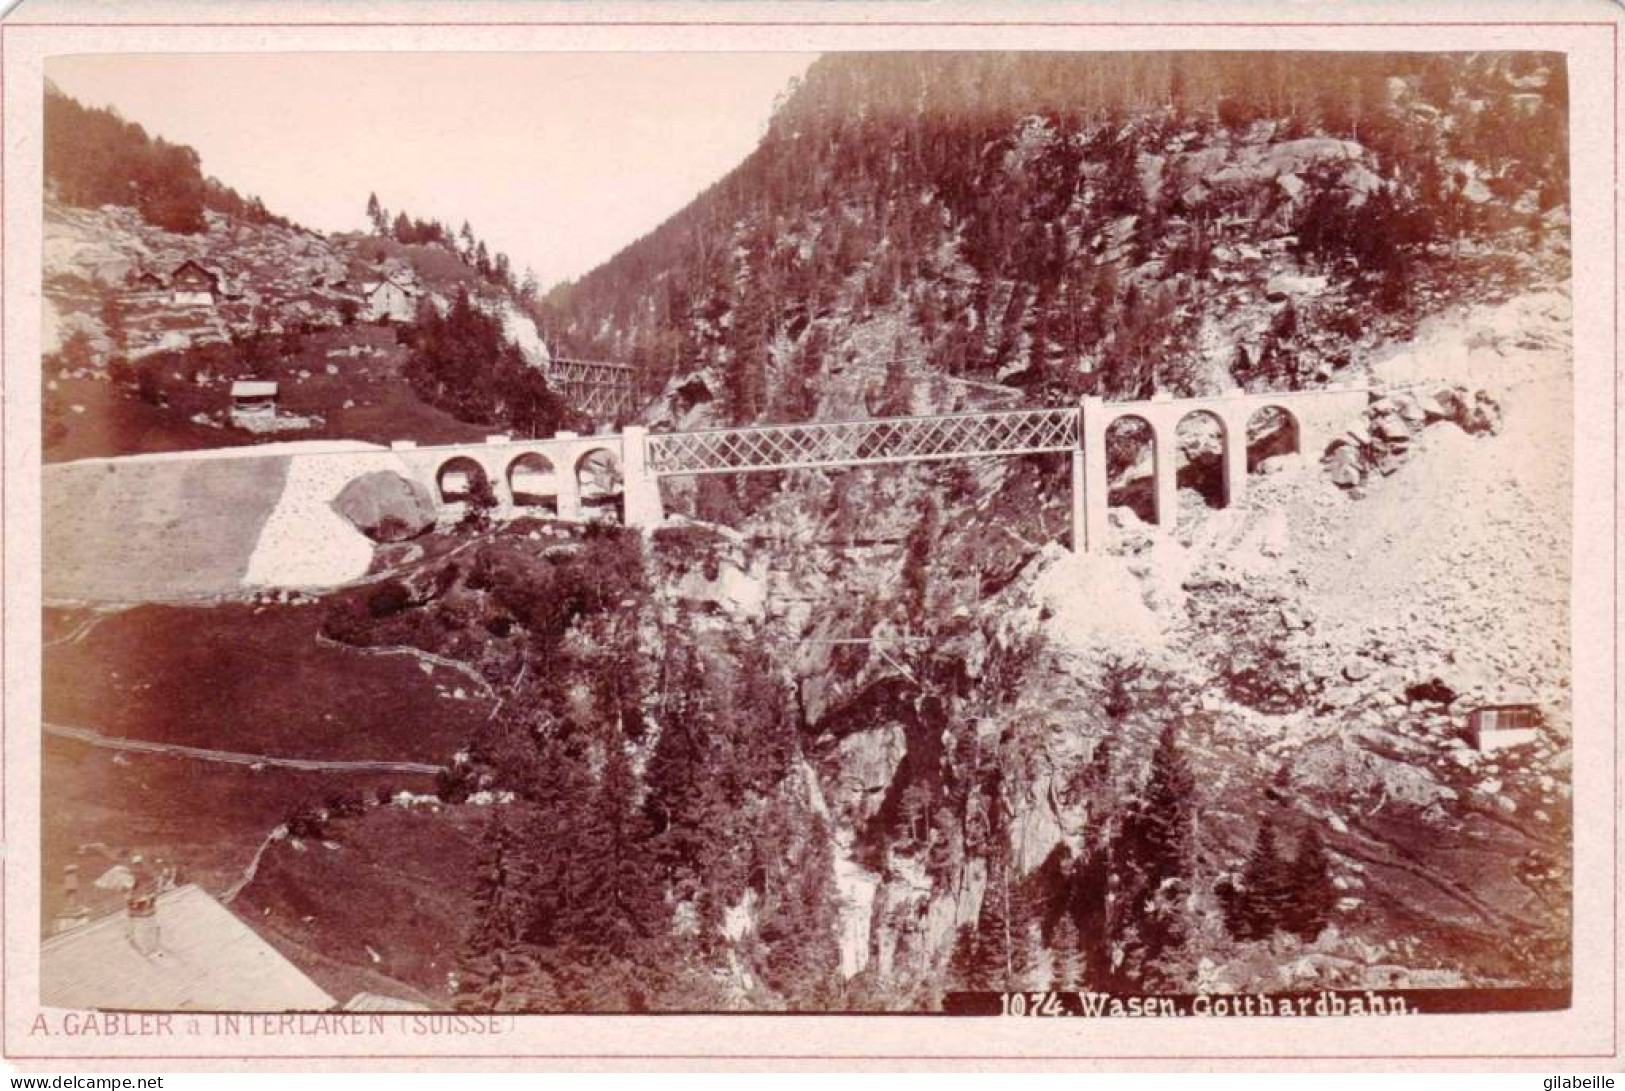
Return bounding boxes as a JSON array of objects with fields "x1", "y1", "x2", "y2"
[
  {"x1": 396, "y1": 432, "x2": 634, "y2": 522},
  {"x1": 644, "y1": 406, "x2": 1079, "y2": 476},
  {"x1": 117, "y1": 384, "x2": 1365, "y2": 550},
  {"x1": 1078, "y1": 386, "x2": 1370, "y2": 548}
]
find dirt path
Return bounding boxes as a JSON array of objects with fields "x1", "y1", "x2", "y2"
[
  {"x1": 221, "y1": 823, "x2": 288, "y2": 904},
  {"x1": 43, "y1": 609, "x2": 120, "y2": 648},
  {"x1": 313, "y1": 632, "x2": 495, "y2": 700},
  {"x1": 43, "y1": 721, "x2": 444, "y2": 775}
]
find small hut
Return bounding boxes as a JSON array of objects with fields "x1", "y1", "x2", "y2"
[
  {"x1": 1466, "y1": 703, "x2": 1542, "y2": 752},
  {"x1": 230, "y1": 380, "x2": 279, "y2": 430}
]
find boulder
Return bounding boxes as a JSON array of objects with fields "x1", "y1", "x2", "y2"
[
  {"x1": 331, "y1": 471, "x2": 436, "y2": 543},
  {"x1": 1372, "y1": 415, "x2": 1412, "y2": 443},
  {"x1": 1329, "y1": 462, "x2": 1363, "y2": 488},
  {"x1": 1394, "y1": 394, "x2": 1427, "y2": 425},
  {"x1": 1461, "y1": 391, "x2": 1503, "y2": 435},
  {"x1": 1431, "y1": 386, "x2": 1502, "y2": 436},
  {"x1": 1327, "y1": 445, "x2": 1364, "y2": 488},
  {"x1": 1416, "y1": 394, "x2": 1452, "y2": 422}
]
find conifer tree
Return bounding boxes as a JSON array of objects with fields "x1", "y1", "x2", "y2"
[
  {"x1": 947, "y1": 923, "x2": 982, "y2": 991},
  {"x1": 1283, "y1": 825, "x2": 1337, "y2": 941},
  {"x1": 972, "y1": 853, "x2": 1013, "y2": 991},
  {"x1": 1233, "y1": 813, "x2": 1294, "y2": 940},
  {"x1": 1050, "y1": 912, "x2": 1084, "y2": 993},
  {"x1": 1007, "y1": 871, "x2": 1046, "y2": 990},
  {"x1": 1111, "y1": 721, "x2": 1196, "y2": 976}
]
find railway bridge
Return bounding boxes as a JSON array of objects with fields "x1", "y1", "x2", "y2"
[{"x1": 397, "y1": 384, "x2": 1370, "y2": 552}]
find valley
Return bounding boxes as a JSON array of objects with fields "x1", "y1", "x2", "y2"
[{"x1": 38, "y1": 50, "x2": 1573, "y2": 1014}]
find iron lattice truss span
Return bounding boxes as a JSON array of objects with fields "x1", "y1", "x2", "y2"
[
  {"x1": 644, "y1": 406, "x2": 1081, "y2": 476},
  {"x1": 549, "y1": 357, "x2": 635, "y2": 420}
]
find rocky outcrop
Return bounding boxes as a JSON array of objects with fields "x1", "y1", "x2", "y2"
[
  {"x1": 332, "y1": 471, "x2": 437, "y2": 543},
  {"x1": 1323, "y1": 385, "x2": 1502, "y2": 489}
]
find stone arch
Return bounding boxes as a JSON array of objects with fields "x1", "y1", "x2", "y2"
[
  {"x1": 436, "y1": 455, "x2": 491, "y2": 506},
  {"x1": 1104, "y1": 412, "x2": 1160, "y2": 526},
  {"x1": 1174, "y1": 408, "x2": 1231, "y2": 512},
  {"x1": 573, "y1": 446, "x2": 625, "y2": 524},
  {"x1": 506, "y1": 451, "x2": 559, "y2": 514},
  {"x1": 1245, "y1": 404, "x2": 1302, "y2": 471}
]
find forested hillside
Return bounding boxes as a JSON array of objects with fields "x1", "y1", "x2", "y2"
[
  {"x1": 44, "y1": 81, "x2": 294, "y2": 233},
  {"x1": 543, "y1": 52, "x2": 1565, "y2": 423}
]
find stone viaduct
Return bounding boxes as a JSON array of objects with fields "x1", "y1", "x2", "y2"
[{"x1": 385, "y1": 384, "x2": 1371, "y2": 552}]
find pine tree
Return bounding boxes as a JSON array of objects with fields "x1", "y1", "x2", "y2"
[
  {"x1": 1232, "y1": 813, "x2": 1294, "y2": 940},
  {"x1": 1283, "y1": 825, "x2": 1337, "y2": 941},
  {"x1": 1007, "y1": 872, "x2": 1045, "y2": 990},
  {"x1": 366, "y1": 191, "x2": 383, "y2": 234},
  {"x1": 458, "y1": 808, "x2": 542, "y2": 1008},
  {"x1": 878, "y1": 336, "x2": 912, "y2": 417},
  {"x1": 947, "y1": 923, "x2": 982, "y2": 991},
  {"x1": 972, "y1": 854, "x2": 1013, "y2": 991},
  {"x1": 1111, "y1": 721, "x2": 1196, "y2": 976},
  {"x1": 1050, "y1": 912, "x2": 1084, "y2": 993}
]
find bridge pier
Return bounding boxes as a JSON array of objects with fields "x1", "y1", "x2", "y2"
[
  {"x1": 554, "y1": 432, "x2": 583, "y2": 521},
  {"x1": 1221, "y1": 408, "x2": 1248, "y2": 508},
  {"x1": 1152, "y1": 427, "x2": 1179, "y2": 530},
  {"x1": 622, "y1": 426, "x2": 665, "y2": 530},
  {"x1": 1078, "y1": 396, "x2": 1110, "y2": 553}
]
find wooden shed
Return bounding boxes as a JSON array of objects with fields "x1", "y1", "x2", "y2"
[{"x1": 1466, "y1": 703, "x2": 1541, "y2": 752}]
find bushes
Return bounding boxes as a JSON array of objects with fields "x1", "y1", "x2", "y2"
[{"x1": 366, "y1": 579, "x2": 414, "y2": 619}]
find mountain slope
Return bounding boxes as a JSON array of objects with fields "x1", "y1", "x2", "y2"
[
  {"x1": 42, "y1": 86, "x2": 560, "y2": 461},
  {"x1": 544, "y1": 52, "x2": 1567, "y2": 430}
]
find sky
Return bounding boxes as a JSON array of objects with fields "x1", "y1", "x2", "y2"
[{"x1": 47, "y1": 52, "x2": 817, "y2": 291}]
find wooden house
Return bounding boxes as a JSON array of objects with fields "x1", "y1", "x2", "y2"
[
  {"x1": 170, "y1": 260, "x2": 220, "y2": 306},
  {"x1": 362, "y1": 275, "x2": 419, "y2": 322}
]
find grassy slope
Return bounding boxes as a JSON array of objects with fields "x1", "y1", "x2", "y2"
[
  {"x1": 45, "y1": 324, "x2": 492, "y2": 464},
  {"x1": 40, "y1": 598, "x2": 494, "y2": 999},
  {"x1": 40, "y1": 734, "x2": 429, "y2": 930},
  {"x1": 43, "y1": 602, "x2": 490, "y2": 762},
  {"x1": 236, "y1": 803, "x2": 487, "y2": 1007}
]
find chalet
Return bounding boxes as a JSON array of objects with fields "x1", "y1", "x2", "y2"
[
  {"x1": 1467, "y1": 703, "x2": 1542, "y2": 753},
  {"x1": 130, "y1": 268, "x2": 165, "y2": 291},
  {"x1": 230, "y1": 380, "x2": 279, "y2": 430},
  {"x1": 41, "y1": 884, "x2": 334, "y2": 1012},
  {"x1": 361, "y1": 275, "x2": 419, "y2": 322},
  {"x1": 170, "y1": 260, "x2": 220, "y2": 306}
]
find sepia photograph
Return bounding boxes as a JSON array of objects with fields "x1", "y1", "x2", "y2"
[{"x1": 3, "y1": 0, "x2": 1619, "y2": 1074}]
